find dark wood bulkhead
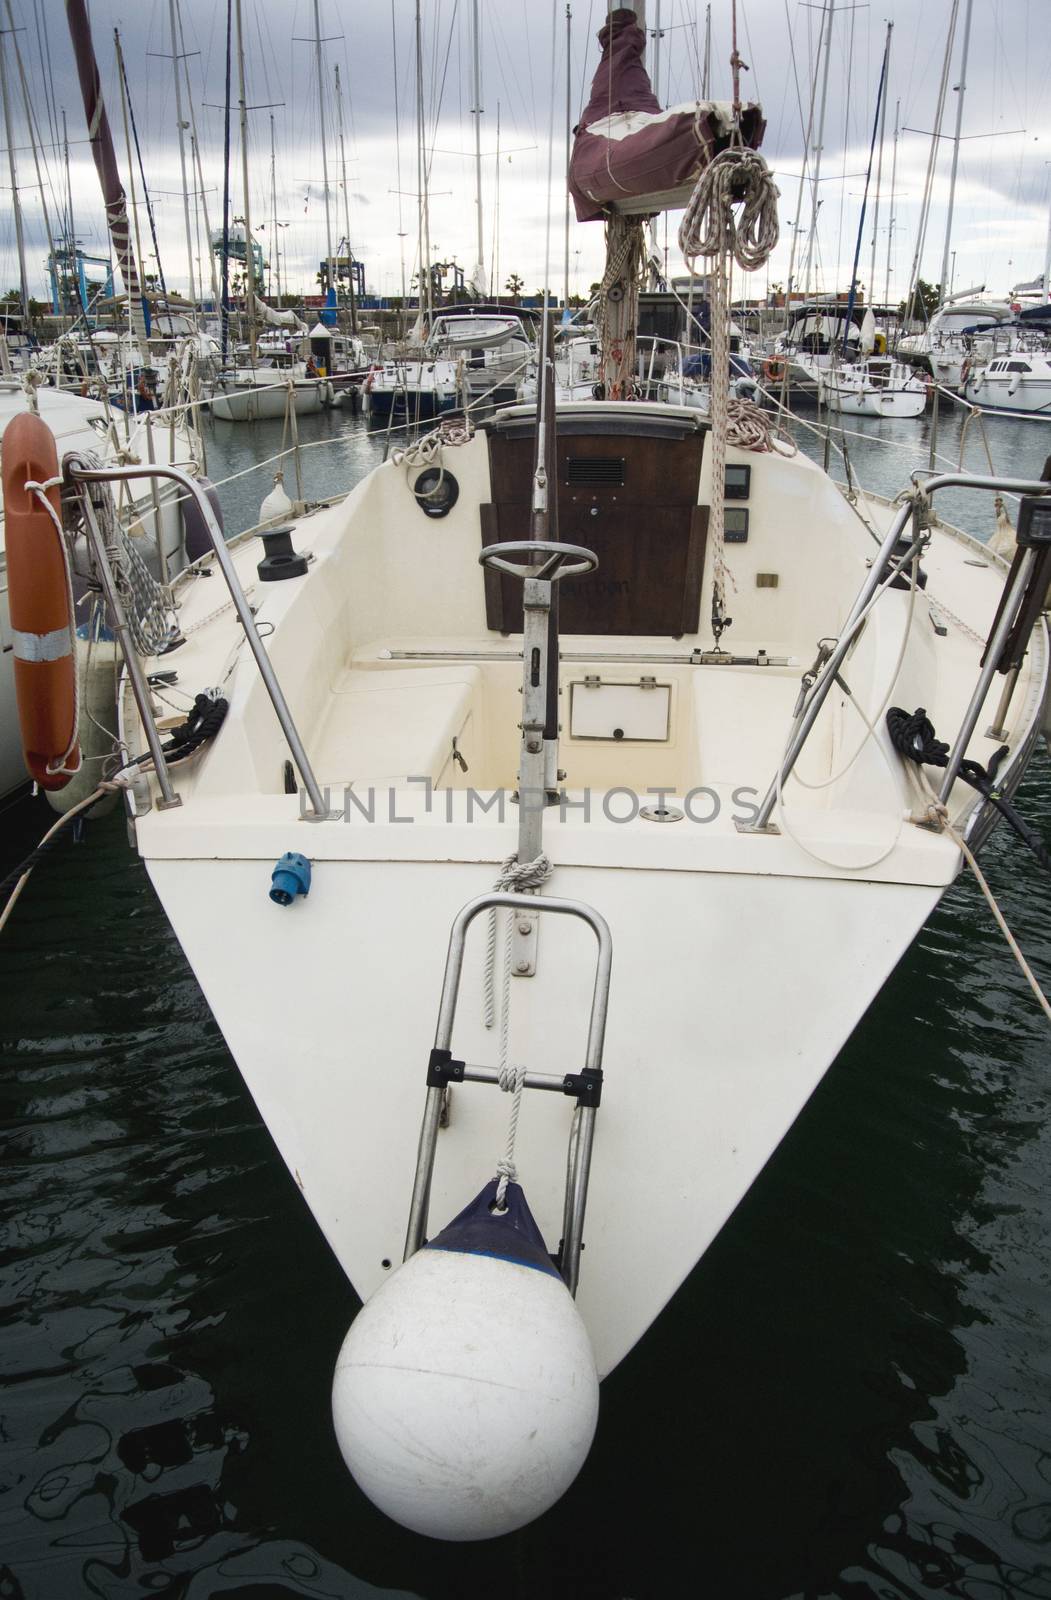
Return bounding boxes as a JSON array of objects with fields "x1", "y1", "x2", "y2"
[{"x1": 481, "y1": 412, "x2": 709, "y2": 636}]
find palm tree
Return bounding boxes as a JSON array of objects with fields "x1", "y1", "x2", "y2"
[{"x1": 505, "y1": 273, "x2": 524, "y2": 304}]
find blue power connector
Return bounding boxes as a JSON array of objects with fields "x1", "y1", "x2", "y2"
[{"x1": 270, "y1": 852, "x2": 312, "y2": 906}]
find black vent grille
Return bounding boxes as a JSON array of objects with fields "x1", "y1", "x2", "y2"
[{"x1": 566, "y1": 456, "x2": 625, "y2": 486}]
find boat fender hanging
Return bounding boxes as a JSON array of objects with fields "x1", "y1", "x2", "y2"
[
  {"x1": 257, "y1": 525, "x2": 309, "y2": 582},
  {"x1": 1, "y1": 411, "x2": 81, "y2": 790},
  {"x1": 181, "y1": 475, "x2": 224, "y2": 563},
  {"x1": 332, "y1": 1178, "x2": 600, "y2": 1542},
  {"x1": 270, "y1": 852, "x2": 312, "y2": 905}
]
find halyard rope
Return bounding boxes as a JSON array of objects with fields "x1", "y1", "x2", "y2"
[
  {"x1": 483, "y1": 851, "x2": 554, "y2": 1206},
  {"x1": 678, "y1": 147, "x2": 780, "y2": 637}
]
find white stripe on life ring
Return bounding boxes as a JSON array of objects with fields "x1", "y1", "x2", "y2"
[{"x1": 12, "y1": 625, "x2": 73, "y2": 662}]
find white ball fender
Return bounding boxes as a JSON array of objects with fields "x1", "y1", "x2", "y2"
[{"x1": 331, "y1": 1181, "x2": 600, "y2": 1541}]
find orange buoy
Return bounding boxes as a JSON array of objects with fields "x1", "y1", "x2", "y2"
[
  {"x1": 2, "y1": 412, "x2": 80, "y2": 790},
  {"x1": 763, "y1": 356, "x2": 787, "y2": 383}
]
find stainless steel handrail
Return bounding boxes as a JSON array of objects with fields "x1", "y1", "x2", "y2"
[
  {"x1": 65, "y1": 458, "x2": 331, "y2": 820},
  {"x1": 404, "y1": 890, "x2": 613, "y2": 1296},
  {"x1": 749, "y1": 471, "x2": 1051, "y2": 833}
]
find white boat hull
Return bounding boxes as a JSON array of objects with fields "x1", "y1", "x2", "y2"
[
  {"x1": 211, "y1": 379, "x2": 332, "y2": 422},
  {"x1": 824, "y1": 385, "x2": 927, "y2": 418},
  {"x1": 115, "y1": 403, "x2": 1050, "y2": 1392},
  {"x1": 147, "y1": 849, "x2": 943, "y2": 1378},
  {"x1": 962, "y1": 375, "x2": 1051, "y2": 415}
]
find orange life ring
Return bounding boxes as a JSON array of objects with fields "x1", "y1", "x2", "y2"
[
  {"x1": 1, "y1": 412, "x2": 80, "y2": 789},
  {"x1": 763, "y1": 356, "x2": 787, "y2": 383}
]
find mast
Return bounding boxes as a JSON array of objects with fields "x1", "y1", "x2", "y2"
[
  {"x1": 868, "y1": 25, "x2": 891, "y2": 313},
  {"x1": 564, "y1": 3, "x2": 571, "y2": 310},
  {"x1": 115, "y1": 27, "x2": 144, "y2": 349},
  {"x1": 936, "y1": 0, "x2": 974, "y2": 309},
  {"x1": 220, "y1": 0, "x2": 232, "y2": 361},
  {"x1": 313, "y1": 0, "x2": 335, "y2": 314},
  {"x1": 391, "y1": 0, "x2": 407, "y2": 321},
  {"x1": 6, "y1": 0, "x2": 56, "y2": 325},
  {"x1": 334, "y1": 64, "x2": 358, "y2": 332},
  {"x1": 269, "y1": 113, "x2": 282, "y2": 303},
  {"x1": 64, "y1": 0, "x2": 148, "y2": 341},
  {"x1": 781, "y1": 0, "x2": 826, "y2": 329},
  {"x1": 116, "y1": 24, "x2": 169, "y2": 301},
  {"x1": 471, "y1": 0, "x2": 485, "y2": 295},
  {"x1": 840, "y1": 22, "x2": 891, "y2": 345},
  {"x1": 1043, "y1": 171, "x2": 1051, "y2": 307},
  {"x1": 902, "y1": 1, "x2": 958, "y2": 326},
  {"x1": 803, "y1": 0, "x2": 836, "y2": 297},
  {"x1": 178, "y1": 0, "x2": 221, "y2": 317},
  {"x1": 702, "y1": 4, "x2": 711, "y2": 98},
  {"x1": 234, "y1": 0, "x2": 256, "y2": 362},
  {"x1": 168, "y1": 0, "x2": 197, "y2": 306},
  {"x1": 493, "y1": 100, "x2": 501, "y2": 305},
  {"x1": 0, "y1": 21, "x2": 30, "y2": 330},
  {"x1": 414, "y1": 0, "x2": 432, "y2": 322},
  {"x1": 883, "y1": 99, "x2": 899, "y2": 313}
]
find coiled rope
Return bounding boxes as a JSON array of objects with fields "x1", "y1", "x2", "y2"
[
  {"x1": 390, "y1": 414, "x2": 474, "y2": 503},
  {"x1": 483, "y1": 851, "x2": 553, "y2": 1207},
  {"x1": 678, "y1": 146, "x2": 780, "y2": 637},
  {"x1": 724, "y1": 395, "x2": 797, "y2": 456}
]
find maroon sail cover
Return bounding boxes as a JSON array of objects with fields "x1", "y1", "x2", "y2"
[{"x1": 569, "y1": 8, "x2": 765, "y2": 222}]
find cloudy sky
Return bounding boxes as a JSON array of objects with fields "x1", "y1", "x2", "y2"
[{"x1": 1, "y1": 0, "x2": 1047, "y2": 310}]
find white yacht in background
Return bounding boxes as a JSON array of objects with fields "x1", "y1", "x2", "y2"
[
  {"x1": 772, "y1": 301, "x2": 865, "y2": 396},
  {"x1": 961, "y1": 348, "x2": 1051, "y2": 415},
  {"x1": 365, "y1": 307, "x2": 535, "y2": 425},
  {"x1": 900, "y1": 295, "x2": 1015, "y2": 392},
  {"x1": 821, "y1": 356, "x2": 929, "y2": 418}
]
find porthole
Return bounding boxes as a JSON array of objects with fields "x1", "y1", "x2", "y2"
[{"x1": 412, "y1": 467, "x2": 459, "y2": 518}]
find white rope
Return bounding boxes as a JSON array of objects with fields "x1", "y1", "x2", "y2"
[
  {"x1": 919, "y1": 774, "x2": 1051, "y2": 1026},
  {"x1": 389, "y1": 414, "x2": 474, "y2": 501},
  {"x1": 0, "y1": 779, "x2": 128, "y2": 937},
  {"x1": 678, "y1": 146, "x2": 781, "y2": 274},
  {"x1": 775, "y1": 546, "x2": 925, "y2": 871},
  {"x1": 725, "y1": 396, "x2": 797, "y2": 456},
  {"x1": 483, "y1": 851, "x2": 554, "y2": 1207}
]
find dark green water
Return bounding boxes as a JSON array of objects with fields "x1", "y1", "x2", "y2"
[{"x1": 2, "y1": 403, "x2": 1050, "y2": 1599}]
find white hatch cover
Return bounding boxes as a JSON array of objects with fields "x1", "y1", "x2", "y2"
[{"x1": 568, "y1": 677, "x2": 671, "y2": 741}]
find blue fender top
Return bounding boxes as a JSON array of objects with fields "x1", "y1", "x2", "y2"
[{"x1": 425, "y1": 1180, "x2": 561, "y2": 1277}]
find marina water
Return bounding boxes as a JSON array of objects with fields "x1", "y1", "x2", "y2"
[{"x1": 2, "y1": 403, "x2": 1050, "y2": 1599}]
